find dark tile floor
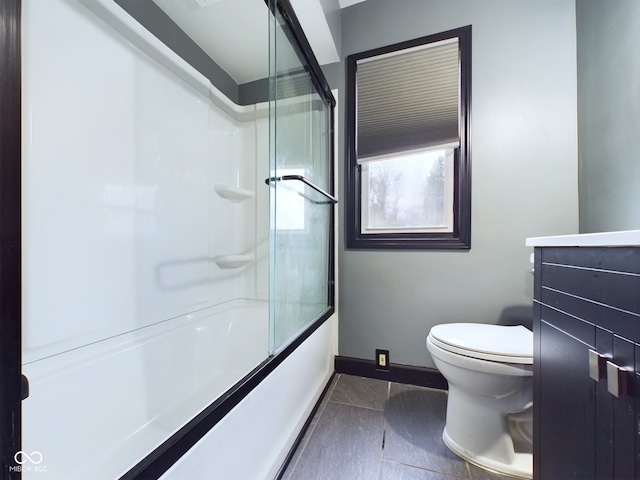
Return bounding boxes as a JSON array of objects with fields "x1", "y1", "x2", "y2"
[{"x1": 281, "y1": 374, "x2": 515, "y2": 480}]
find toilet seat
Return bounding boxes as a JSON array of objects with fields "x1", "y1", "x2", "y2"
[{"x1": 429, "y1": 323, "x2": 533, "y2": 364}]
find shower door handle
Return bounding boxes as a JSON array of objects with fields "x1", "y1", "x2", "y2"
[{"x1": 265, "y1": 175, "x2": 338, "y2": 204}]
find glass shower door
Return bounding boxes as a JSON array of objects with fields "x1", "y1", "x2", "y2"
[{"x1": 268, "y1": 1, "x2": 336, "y2": 353}]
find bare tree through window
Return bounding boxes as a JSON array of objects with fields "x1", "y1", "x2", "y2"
[{"x1": 366, "y1": 149, "x2": 449, "y2": 231}]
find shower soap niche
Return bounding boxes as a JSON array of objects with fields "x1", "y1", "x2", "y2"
[
  {"x1": 214, "y1": 254, "x2": 255, "y2": 269},
  {"x1": 214, "y1": 184, "x2": 254, "y2": 203}
]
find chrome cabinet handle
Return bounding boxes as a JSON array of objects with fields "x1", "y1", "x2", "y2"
[
  {"x1": 606, "y1": 361, "x2": 628, "y2": 398},
  {"x1": 588, "y1": 349, "x2": 630, "y2": 398},
  {"x1": 588, "y1": 349, "x2": 607, "y2": 382}
]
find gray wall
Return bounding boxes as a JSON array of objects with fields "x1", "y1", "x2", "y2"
[
  {"x1": 337, "y1": 0, "x2": 579, "y2": 368},
  {"x1": 576, "y1": 0, "x2": 640, "y2": 233}
]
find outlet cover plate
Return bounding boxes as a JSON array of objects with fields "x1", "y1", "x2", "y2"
[{"x1": 376, "y1": 349, "x2": 390, "y2": 371}]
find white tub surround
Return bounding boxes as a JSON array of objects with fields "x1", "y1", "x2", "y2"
[
  {"x1": 526, "y1": 230, "x2": 640, "y2": 247},
  {"x1": 21, "y1": 0, "x2": 267, "y2": 477},
  {"x1": 22, "y1": 301, "x2": 267, "y2": 480},
  {"x1": 22, "y1": 0, "x2": 265, "y2": 366},
  {"x1": 21, "y1": 0, "x2": 336, "y2": 478}
]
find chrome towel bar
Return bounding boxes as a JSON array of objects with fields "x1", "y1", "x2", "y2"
[{"x1": 265, "y1": 175, "x2": 338, "y2": 204}]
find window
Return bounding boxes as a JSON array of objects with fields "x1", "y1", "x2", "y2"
[
  {"x1": 346, "y1": 26, "x2": 471, "y2": 250},
  {"x1": 275, "y1": 168, "x2": 307, "y2": 231},
  {"x1": 361, "y1": 148, "x2": 454, "y2": 234}
]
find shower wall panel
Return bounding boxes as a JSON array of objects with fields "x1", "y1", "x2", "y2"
[
  {"x1": 21, "y1": 0, "x2": 266, "y2": 477},
  {"x1": 22, "y1": 0, "x2": 259, "y2": 363}
]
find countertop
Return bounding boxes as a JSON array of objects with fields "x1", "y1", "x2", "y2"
[{"x1": 525, "y1": 230, "x2": 640, "y2": 247}]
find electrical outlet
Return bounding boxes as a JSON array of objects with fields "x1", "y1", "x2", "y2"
[{"x1": 376, "y1": 349, "x2": 389, "y2": 370}]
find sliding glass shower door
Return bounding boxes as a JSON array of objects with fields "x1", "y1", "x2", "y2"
[{"x1": 268, "y1": 0, "x2": 336, "y2": 353}]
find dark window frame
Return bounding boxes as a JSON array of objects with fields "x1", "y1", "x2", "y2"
[{"x1": 345, "y1": 25, "x2": 472, "y2": 250}]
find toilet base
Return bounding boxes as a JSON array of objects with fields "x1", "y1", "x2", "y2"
[{"x1": 443, "y1": 428, "x2": 532, "y2": 479}]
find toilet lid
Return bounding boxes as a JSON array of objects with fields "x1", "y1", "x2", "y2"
[{"x1": 429, "y1": 323, "x2": 533, "y2": 364}]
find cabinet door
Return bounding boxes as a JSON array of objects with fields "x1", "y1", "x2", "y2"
[
  {"x1": 538, "y1": 320, "x2": 596, "y2": 479},
  {"x1": 595, "y1": 328, "x2": 614, "y2": 479},
  {"x1": 636, "y1": 345, "x2": 640, "y2": 477},
  {"x1": 535, "y1": 246, "x2": 639, "y2": 480},
  {"x1": 612, "y1": 334, "x2": 635, "y2": 479},
  {"x1": 594, "y1": 329, "x2": 637, "y2": 479}
]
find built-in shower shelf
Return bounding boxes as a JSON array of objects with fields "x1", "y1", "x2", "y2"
[
  {"x1": 214, "y1": 184, "x2": 254, "y2": 203},
  {"x1": 214, "y1": 254, "x2": 254, "y2": 269}
]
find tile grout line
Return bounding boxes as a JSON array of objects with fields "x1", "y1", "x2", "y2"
[
  {"x1": 378, "y1": 381, "x2": 391, "y2": 479},
  {"x1": 377, "y1": 381, "x2": 389, "y2": 480},
  {"x1": 328, "y1": 399, "x2": 386, "y2": 412}
]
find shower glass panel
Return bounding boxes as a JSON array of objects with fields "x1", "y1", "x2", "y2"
[{"x1": 268, "y1": 1, "x2": 335, "y2": 353}]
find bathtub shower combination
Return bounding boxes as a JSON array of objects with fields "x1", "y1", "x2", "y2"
[{"x1": 19, "y1": 0, "x2": 335, "y2": 478}]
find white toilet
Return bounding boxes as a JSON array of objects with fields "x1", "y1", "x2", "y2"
[{"x1": 426, "y1": 323, "x2": 533, "y2": 479}]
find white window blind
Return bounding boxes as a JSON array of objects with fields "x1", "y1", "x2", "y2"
[{"x1": 356, "y1": 37, "x2": 460, "y2": 161}]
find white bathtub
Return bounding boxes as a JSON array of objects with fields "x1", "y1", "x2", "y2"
[{"x1": 22, "y1": 299, "x2": 269, "y2": 480}]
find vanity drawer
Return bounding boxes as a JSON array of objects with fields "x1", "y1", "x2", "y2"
[
  {"x1": 541, "y1": 247, "x2": 640, "y2": 274},
  {"x1": 540, "y1": 262, "x2": 640, "y2": 315},
  {"x1": 537, "y1": 246, "x2": 640, "y2": 343},
  {"x1": 539, "y1": 285, "x2": 640, "y2": 343},
  {"x1": 538, "y1": 302, "x2": 595, "y2": 347}
]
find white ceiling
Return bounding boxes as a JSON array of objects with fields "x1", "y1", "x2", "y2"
[
  {"x1": 152, "y1": 0, "x2": 269, "y2": 84},
  {"x1": 290, "y1": 0, "x2": 340, "y2": 65},
  {"x1": 152, "y1": 0, "x2": 343, "y2": 85}
]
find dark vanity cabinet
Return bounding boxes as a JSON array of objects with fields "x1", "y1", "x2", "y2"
[{"x1": 533, "y1": 246, "x2": 640, "y2": 480}]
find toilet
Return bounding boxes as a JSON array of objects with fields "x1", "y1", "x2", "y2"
[{"x1": 426, "y1": 323, "x2": 533, "y2": 479}]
